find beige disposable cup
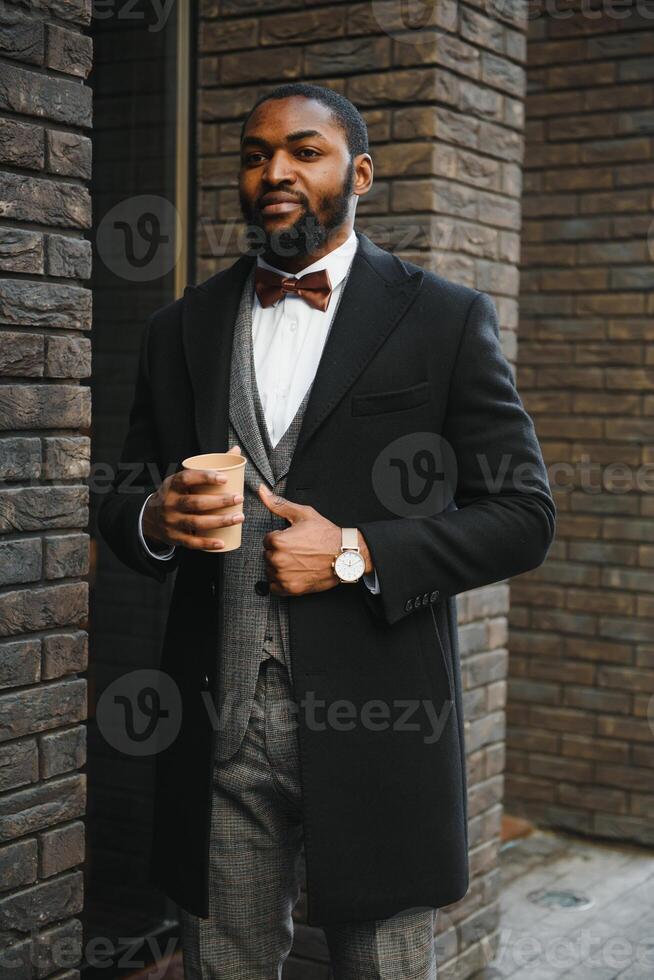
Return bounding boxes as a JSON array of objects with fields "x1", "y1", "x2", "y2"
[{"x1": 181, "y1": 452, "x2": 246, "y2": 552}]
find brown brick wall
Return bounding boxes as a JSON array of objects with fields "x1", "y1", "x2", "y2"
[
  {"x1": 0, "y1": 1, "x2": 92, "y2": 978},
  {"x1": 506, "y1": 2, "x2": 654, "y2": 846},
  {"x1": 195, "y1": 2, "x2": 529, "y2": 975}
]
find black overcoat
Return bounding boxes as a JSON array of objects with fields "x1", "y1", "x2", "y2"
[{"x1": 98, "y1": 230, "x2": 555, "y2": 925}]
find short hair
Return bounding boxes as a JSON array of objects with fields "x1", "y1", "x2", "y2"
[{"x1": 240, "y1": 82, "x2": 369, "y2": 159}]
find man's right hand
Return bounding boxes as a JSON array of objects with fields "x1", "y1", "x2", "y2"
[{"x1": 142, "y1": 445, "x2": 245, "y2": 551}]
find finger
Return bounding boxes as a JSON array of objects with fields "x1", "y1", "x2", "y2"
[
  {"x1": 262, "y1": 529, "x2": 286, "y2": 550},
  {"x1": 172, "y1": 532, "x2": 227, "y2": 551},
  {"x1": 177, "y1": 491, "x2": 244, "y2": 513},
  {"x1": 174, "y1": 469, "x2": 229, "y2": 490},
  {"x1": 172, "y1": 512, "x2": 244, "y2": 536}
]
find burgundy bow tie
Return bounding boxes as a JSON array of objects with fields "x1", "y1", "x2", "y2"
[{"x1": 254, "y1": 266, "x2": 333, "y2": 312}]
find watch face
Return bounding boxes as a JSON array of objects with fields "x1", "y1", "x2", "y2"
[{"x1": 335, "y1": 550, "x2": 366, "y2": 582}]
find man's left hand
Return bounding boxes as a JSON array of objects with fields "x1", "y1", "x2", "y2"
[{"x1": 258, "y1": 483, "x2": 373, "y2": 596}]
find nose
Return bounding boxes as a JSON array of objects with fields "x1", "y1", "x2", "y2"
[{"x1": 263, "y1": 149, "x2": 297, "y2": 186}]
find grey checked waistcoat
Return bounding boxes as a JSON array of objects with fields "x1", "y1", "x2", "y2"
[{"x1": 211, "y1": 263, "x2": 350, "y2": 763}]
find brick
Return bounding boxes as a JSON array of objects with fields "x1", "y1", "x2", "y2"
[
  {"x1": 0, "y1": 772, "x2": 85, "y2": 843},
  {"x1": 566, "y1": 588, "x2": 634, "y2": 616},
  {"x1": 44, "y1": 335, "x2": 91, "y2": 378},
  {"x1": 221, "y1": 44, "x2": 302, "y2": 84},
  {"x1": 31, "y1": 917, "x2": 83, "y2": 977},
  {"x1": 563, "y1": 685, "x2": 631, "y2": 715},
  {"x1": 558, "y1": 782, "x2": 627, "y2": 813},
  {"x1": 350, "y1": 68, "x2": 456, "y2": 108},
  {"x1": 0, "y1": 118, "x2": 44, "y2": 169},
  {"x1": 597, "y1": 667, "x2": 653, "y2": 695},
  {"x1": 261, "y1": 7, "x2": 344, "y2": 44},
  {"x1": 0, "y1": 679, "x2": 86, "y2": 741},
  {"x1": 46, "y1": 24, "x2": 92, "y2": 78},
  {"x1": 0, "y1": 839, "x2": 38, "y2": 893},
  {"x1": 481, "y1": 51, "x2": 525, "y2": 97},
  {"x1": 0, "y1": 387, "x2": 91, "y2": 430},
  {"x1": 0, "y1": 581, "x2": 88, "y2": 636},
  {"x1": 42, "y1": 438, "x2": 90, "y2": 480},
  {"x1": 460, "y1": 6, "x2": 504, "y2": 53},
  {"x1": 396, "y1": 32, "x2": 481, "y2": 82},
  {"x1": 40, "y1": 724, "x2": 86, "y2": 775},
  {"x1": 0, "y1": 62, "x2": 91, "y2": 126},
  {"x1": 579, "y1": 137, "x2": 652, "y2": 164},
  {"x1": 508, "y1": 677, "x2": 559, "y2": 705},
  {"x1": 0, "y1": 869, "x2": 83, "y2": 936},
  {"x1": 611, "y1": 266, "x2": 654, "y2": 290},
  {"x1": 0, "y1": 172, "x2": 91, "y2": 229},
  {"x1": 458, "y1": 78, "x2": 504, "y2": 124},
  {"x1": 43, "y1": 534, "x2": 89, "y2": 581},
  {"x1": 0, "y1": 228, "x2": 44, "y2": 274},
  {"x1": 46, "y1": 129, "x2": 92, "y2": 179},
  {"x1": 28, "y1": 2, "x2": 91, "y2": 26},
  {"x1": 506, "y1": 725, "x2": 558, "y2": 754},
  {"x1": 199, "y1": 17, "x2": 258, "y2": 53},
  {"x1": 561, "y1": 734, "x2": 629, "y2": 764},
  {"x1": 596, "y1": 764, "x2": 652, "y2": 793},
  {"x1": 0, "y1": 539, "x2": 42, "y2": 587},
  {"x1": 0, "y1": 280, "x2": 91, "y2": 329},
  {"x1": 0, "y1": 740, "x2": 38, "y2": 792},
  {"x1": 0, "y1": 6, "x2": 44, "y2": 66},
  {"x1": 504, "y1": 773, "x2": 554, "y2": 802},
  {"x1": 39, "y1": 820, "x2": 84, "y2": 877},
  {"x1": 0, "y1": 331, "x2": 43, "y2": 377},
  {"x1": 305, "y1": 37, "x2": 389, "y2": 77},
  {"x1": 619, "y1": 56, "x2": 654, "y2": 82},
  {"x1": 547, "y1": 61, "x2": 615, "y2": 88},
  {"x1": 528, "y1": 705, "x2": 595, "y2": 735},
  {"x1": 597, "y1": 715, "x2": 652, "y2": 742},
  {"x1": 45, "y1": 233, "x2": 91, "y2": 279},
  {"x1": 529, "y1": 753, "x2": 592, "y2": 782}
]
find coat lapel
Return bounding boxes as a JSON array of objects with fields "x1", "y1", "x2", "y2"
[
  {"x1": 181, "y1": 231, "x2": 424, "y2": 465},
  {"x1": 228, "y1": 266, "x2": 275, "y2": 489}
]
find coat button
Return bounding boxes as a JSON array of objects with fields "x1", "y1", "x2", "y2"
[
  {"x1": 430, "y1": 590, "x2": 439, "y2": 602},
  {"x1": 404, "y1": 598, "x2": 414, "y2": 612},
  {"x1": 201, "y1": 673, "x2": 210, "y2": 689},
  {"x1": 210, "y1": 582, "x2": 216, "y2": 597},
  {"x1": 255, "y1": 580, "x2": 270, "y2": 596}
]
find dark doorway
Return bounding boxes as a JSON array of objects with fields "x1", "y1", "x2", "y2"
[{"x1": 84, "y1": 1, "x2": 195, "y2": 973}]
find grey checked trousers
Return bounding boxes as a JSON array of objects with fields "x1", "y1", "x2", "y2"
[{"x1": 178, "y1": 656, "x2": 438, "y2": 979}]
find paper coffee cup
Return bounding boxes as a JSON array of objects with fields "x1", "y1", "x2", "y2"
[{"x1": 181, "y1": 452, "x2": 246, "y2": 552}]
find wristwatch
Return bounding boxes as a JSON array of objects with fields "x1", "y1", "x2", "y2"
[{"x1": 332, "y1": 527, "x2": 366, "y2": 584}]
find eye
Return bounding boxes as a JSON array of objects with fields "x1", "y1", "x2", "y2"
[
  {"x1": 244, "y1": 152, "x2": 265, "y2": 164},
  {"x1": 297, "y1": 148, "x2": 320, "y2": 158}
]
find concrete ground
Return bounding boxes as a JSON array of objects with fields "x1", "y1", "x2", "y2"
[
  {"x1": 126, "y1": 827, "x2": 654, "y2": 979},
  {"x1": 473, "y1": 829, "x2": 654, "y2": 980}
]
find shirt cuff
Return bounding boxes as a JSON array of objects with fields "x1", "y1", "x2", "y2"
[
  {"x1": 363, "y1": 568, "x2": 381, "y2": 594},
  {"x1": 138, "y1": 492, "x2": 176, "y2": 560}
]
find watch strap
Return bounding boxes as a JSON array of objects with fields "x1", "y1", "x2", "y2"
[{"x1": 341, "y1": 527, "x2": 359, "y2": 550}]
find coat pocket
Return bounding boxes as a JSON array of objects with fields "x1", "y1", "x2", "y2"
[
  {"x1": 429, "y1": 604, "x2": 454, "y2": 704},
  {"x1": 350, "y1": 380, "x2": 431, "y2": 416}
]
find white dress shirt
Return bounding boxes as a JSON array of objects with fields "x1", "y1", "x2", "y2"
[{"x1": 138, "y1": 228, "x2": 380, "y2": 593}]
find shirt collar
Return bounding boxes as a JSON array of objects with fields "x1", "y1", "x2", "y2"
[{"x1": 256, "y1": 228, "x2": 358, "y2": 291}]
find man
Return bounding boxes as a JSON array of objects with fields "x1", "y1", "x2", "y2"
[{"x1": 98, "y1": 82, "x2": 555, "y2": 978}]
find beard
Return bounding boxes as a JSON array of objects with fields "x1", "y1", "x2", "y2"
[{"x1": 240, "y1": 159, "x2": 355, "y2": 262}]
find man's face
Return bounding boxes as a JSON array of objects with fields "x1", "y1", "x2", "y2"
[{"x1": 239, "y1": 96, "x2": 359, "y2": 261}]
